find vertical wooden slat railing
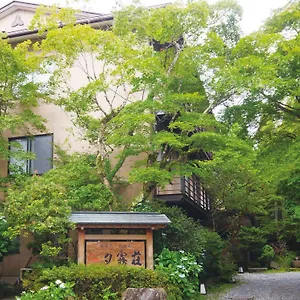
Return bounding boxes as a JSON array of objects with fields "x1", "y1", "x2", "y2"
[
  {"x1": 156, "y1": 175, "x2": 211, "y2": 212},
  {"x1": 182, "y1": 175, "x2": 211, "y2": 211}
]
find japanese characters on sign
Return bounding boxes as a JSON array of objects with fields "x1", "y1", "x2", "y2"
[{"x1": 86, "y1": 241, "x2": 145, "y2": 267}]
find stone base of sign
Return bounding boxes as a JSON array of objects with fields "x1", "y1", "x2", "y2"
[
  {"x1": 122, "y1": 288, "x2": 167, "y2": 300},
  {"x1": 292, "y1": 260, "x2": 300, "y2": 268},
  {"x1": 270, "y1": 261, "x2": 279, "y2": 269}
]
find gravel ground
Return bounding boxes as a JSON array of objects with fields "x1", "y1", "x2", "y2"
[{"x1": 218, "y1": 272, "x2": 300, "y2": 300}]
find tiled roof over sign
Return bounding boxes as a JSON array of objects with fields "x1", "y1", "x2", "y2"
[{"x1": 70, "y1": 212, "x2": 171, "y2": 226}]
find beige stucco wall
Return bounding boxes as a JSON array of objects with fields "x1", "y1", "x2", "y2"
[{"x1": 0, "y1": 235, "x2": 38, "y2": 282}]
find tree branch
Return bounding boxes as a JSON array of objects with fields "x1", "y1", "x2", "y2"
[{"x1": 167, "y1": 41, "x2": 183, "y2": 75}]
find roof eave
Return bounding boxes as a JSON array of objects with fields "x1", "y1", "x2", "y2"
[{"x1": 4, "y1": 14, "x2": 113, "y2": 43}]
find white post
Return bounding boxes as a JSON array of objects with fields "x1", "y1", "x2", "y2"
[{"x1": 200, "y1": 284, "x2": 206, "y2": 295}]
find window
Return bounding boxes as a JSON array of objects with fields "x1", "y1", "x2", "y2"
[{"x1": 9, "y1": 134, "x2": 53, "y2": 174}]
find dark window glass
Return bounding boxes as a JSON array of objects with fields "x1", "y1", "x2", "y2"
[{"x1": 31, "y1": 135, "x2": 53, "y2": 174}]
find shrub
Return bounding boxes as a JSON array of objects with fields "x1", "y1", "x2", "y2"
[
  {"x1": 135, "y1": 201, "x2": 205, "y2": 260},
  {"x1": 23, "y1": 264, "x2": 181, "y2": 300},
  {"x1": 17, "y1": 280, "x2": 76, "y2": 300},
  {"x1": 4, "y1": 175, "x2": 73, "y2": 263},
  {"x1": 0, "y1": 216, "x2": 20, "y2": 262},
  {"x1": 135, "y1": 201, "x2": 232, "y2": 281},
  {"x1": 155, "y1": 249, "x2": 202, "y2": 299},
  {"x1": 277, "y1": 252, "x2": 295, "y2": 271},
  {"x1": 199, "y1": 228, "x2": 226, "y2": 279},
  {"x1": 238, "y1": 226, "x2": 266, "y2": 254},
  {"x1": 260, "y1": 245, "x2": 275, "y2": 268},
  {"x1": 218, "y1": 257, "x2": 237, "y2": 282}
]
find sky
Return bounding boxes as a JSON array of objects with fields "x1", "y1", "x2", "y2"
[{"x1": 0, "y1": 0, "x2": 290, "y2": 34}]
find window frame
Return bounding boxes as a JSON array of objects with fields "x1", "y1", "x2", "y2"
[{"x1": 8, "y1": 133, "x2": 54, "y2": 175}]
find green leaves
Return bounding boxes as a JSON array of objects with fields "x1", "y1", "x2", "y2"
[
  {"x1": 214, "y1": 3, "x2": 300, "y2": 130},
  {"x1": 18, "y1": 280, "x2": 76, "y2": 300},
  {"x1": 209, "y1": 0, "x2": 242, "y2": 47},
  {"x1": 129, "y1": 166, "x2": 173, "y2": 187},
  {"x1": 264, "y1": 1, "x2": 300, "y2": 34},
  {"x1": 26, "y1": 2, "x2": 296, "y2": 230},
  {"x1": 113, "y1": 1, "x2": 209, "y2": 43},
  {"x1": 3, "y1": 153, "x2": 114, "y2": 260},
  {"x1": 41, "y1": 153, "x2": 113, "y2": 211},
  {"x1": 0, "y1": 39, "x2": 48, "y2": 160},
  {"x1": 155, "y1": 248, "x2": 202, "y2": 298},
  {"x1": 0, "y1": 217, "x2": 19, "y2": 262},
  {"x1": 4, "y1": 175, "x2": 72, "y2": 260}
]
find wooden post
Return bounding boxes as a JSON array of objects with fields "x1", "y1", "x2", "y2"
[
  {"x1": 77, "y1": 228, "x2": 85, "y2": 264},
  {"x1": 146, "y1": 228, "x2": 153, "y2": 270}
]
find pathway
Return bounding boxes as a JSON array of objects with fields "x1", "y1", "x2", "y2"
[{"x1": 218, "y1": 272, "x2": 300, "y2": 300}]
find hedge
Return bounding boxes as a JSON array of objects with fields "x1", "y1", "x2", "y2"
[{"x1": 23, "y1": 264, "x2": 182, "y2": 300}]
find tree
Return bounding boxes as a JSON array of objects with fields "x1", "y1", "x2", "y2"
[
  {"x1": 4, "y1": 152, "x2": 114, "y2": 261},
  {"x1": 38, "y1": 152, "x2": 114, "y2": 211},
  {"x1": 28, "y1": 0, "x2": 256, "y2": 211},
  {"x1": 209, "y1": 2, "x2": 300, "y2": 132},
  {"x1": 208, "y1": 0, "x2": 300, "y2": 249},
  {"x1": 8, "y1": 1, "x2": 268, "y2": 246},
  {"x1": 0, "y1": 37, "x2": 47, "y2": 164},
  {"x1": 4, "y1": 174, "x2": 72, "y2": 262},
  {"x1": 0, "y1": 26, "x2": 52, "y2": 263},
  {"x1": 4, "y1": 0, "x2": 286, "y2": 264},
  {"x1": 196, "y1": 129, "x2": 266, "y2": 232},
  {"x1": 256, "y1": 1, "x2": 300, "y2": 245}
]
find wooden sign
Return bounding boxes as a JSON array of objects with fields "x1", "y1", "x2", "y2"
[{"x1": 86, "y1": 241, "x2": 145, "y2": 267}]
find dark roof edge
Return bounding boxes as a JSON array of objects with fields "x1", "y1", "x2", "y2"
[
  {"x1": 5, "y1": 13, "x2": 113, "y2": 39},
  {"x1": 71, "y1": 211, "x2": 164, "y2": 215},
  {"x1": 5, "y1": 2, "x2": 172, "y2": 40},
  {"x1": 0, "y1": 0, "x2": 38, "y2": 12},
  {"x1": 0, "y1": 1, "x2": 103, "y2": 16}
]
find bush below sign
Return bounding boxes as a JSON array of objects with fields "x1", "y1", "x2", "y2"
[{"x1": 22, "y1": 264, "x2": 182, "y2": 299}]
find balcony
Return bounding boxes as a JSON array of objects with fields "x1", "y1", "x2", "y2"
[{"x1": 156, "y1": 175, "x2": 211, "y2": 219}]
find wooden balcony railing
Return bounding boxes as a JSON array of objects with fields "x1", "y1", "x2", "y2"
[
  {"x1": 156, "y1": 175, "x2": 211, "y2": 212},
  {"x1": 182, "y1": 175, "x2": 211, "y2": 211}
]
